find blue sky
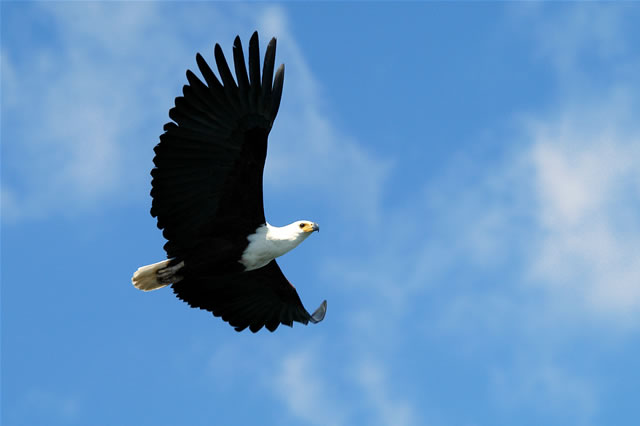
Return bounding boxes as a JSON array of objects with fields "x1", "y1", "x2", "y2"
[{"x1": 3, "y1": 2, "x2": 640, "y2": 426}]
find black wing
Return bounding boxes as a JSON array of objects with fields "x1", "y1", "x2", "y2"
[
  {"x1": 172, "y1": 261, "x2": 327, "y2": 333},
  {"x1": 150, "y1": 32, "x2": 285, "y2": 258}
]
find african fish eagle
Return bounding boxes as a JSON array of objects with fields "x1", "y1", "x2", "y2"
[{"x1": 131, "y1": 32, "x2": 327, "y2": 333}]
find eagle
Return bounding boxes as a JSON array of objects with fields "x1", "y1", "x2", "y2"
[{"x1": 131, "y1": 32, "x2": 327, "y2": 333}]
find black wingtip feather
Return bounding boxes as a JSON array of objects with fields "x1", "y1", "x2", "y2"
[
  {"x1": 195, "y1": 53, "x2": 223, "y2": 92},
  {"x1": 262, "y1": 38, "x2": 277, "y2": 94},
  {"x1": 270, "y1": 64, "x2": 285, "y2": 121},
  {"x1": 248, "y1": 32, "x2": 261, "y2": 89},
  {"x1": 214, "y1": 43, "x2": 237, "y2": 89},
  {"x1": 233, "y1": 35, "x2": 250, "y2": 92}
]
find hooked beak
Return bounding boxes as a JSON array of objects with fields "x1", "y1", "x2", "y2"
[{"x1": 301, "y1": 222, "x2": 320, "y2": 233}]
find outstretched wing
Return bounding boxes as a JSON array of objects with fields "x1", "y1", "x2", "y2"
[
  {"x1": 150, "y1": 32, "x2": 284, "y2": 258},
  {"x1": 171, "y1": 261, "x2": 327, "y2": 332}
]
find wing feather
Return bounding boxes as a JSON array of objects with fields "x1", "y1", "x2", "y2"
[
  {"x1": 248, "y1": 32, "x2": 261, "y2": 110},
  {"x1": 151, "y1": 33, "x2": 282, "y2": 258},
  {"x1": 233, "y1": 36, "x2": 250, "y2": 95},
  {"x1": 261, "y1": 38, "x2": 276, "y2": 114},
  {"x1": 271, "y1": 64, "x2": 285, "y2": 122},
  {"x1": 171, "y1": 261, "x2": 326, "y2": 333}
]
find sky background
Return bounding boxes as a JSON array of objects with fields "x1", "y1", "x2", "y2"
[{"x1": 3, "y1": 2, "x2": 640, "y2": 426}]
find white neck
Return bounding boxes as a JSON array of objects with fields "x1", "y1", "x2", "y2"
[
  {"x1": 239, "y1": 222, "x2": 312, "y2": 271},
  {"x1": 264, "y1": 222, "x2": 311, "y2": 253}
]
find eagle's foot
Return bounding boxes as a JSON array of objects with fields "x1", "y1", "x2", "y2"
[{"x1": 157, "y1": 261, "x2": 185, "y2": 284}]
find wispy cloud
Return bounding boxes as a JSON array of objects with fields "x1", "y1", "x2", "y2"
[
  {"x1": 329, "y1": 2, "x2": 640, "y2": 332},
  {"x1": 508, "y1": 5, "x2": 640, "y2": 325},
  {"x1": 490, "y1": 360, "x2": 598, "y2": 424},
  {"x1": 269, "y1": 349, "x2": 419, "y2": 426},
  {"x1": 254, "y1": 6, "x2": 392, "y2": 226},
  {"x1": 315, "y1": 5, "x2": 640, "y2": 423},
  {"x1": 525, "y1": 96, "x2": 640, "y2": 321},
  {"x1": 3, "y1": 3, "x2": 163, "y2": 221},
  {"x1": 273, "y1": 348, "x2": 349, "y2": 426},
  {"x1": 355, "y1": 359, "x2": 417, "y2": 426},
  {"x1": 7, "y1": 3, "x2": 638, "y2": 425},
  {"x1": 2, "y1": 2, "x2": 391, "y2": 228},
  {"x1": 10, "y1": 388, "x2": 82, "y2": 424},
  {"x1": 512, "y1": 4, "x2": 634, "y2": 79}
]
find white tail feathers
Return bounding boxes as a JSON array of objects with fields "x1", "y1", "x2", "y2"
[{"x1": 131, "y1": 260, "x2": 171, "y2": 291}]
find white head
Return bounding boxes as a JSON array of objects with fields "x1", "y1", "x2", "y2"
[
  {"x1": 288, "y1": 220, "x2": 320, "y2": 240},
  {"x1": 243, "y1": 220, "x2": 320, "y2": 270},
  {"x1": 265, "y1": 220, "x2": 319, "y2": 242}
]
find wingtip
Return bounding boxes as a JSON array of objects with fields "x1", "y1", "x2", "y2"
[
  {"x1": 266, "y1": 37, "x2": 277, "y2": 54},
  {"x1": 214, "y1": 43, "x2": 224, "y2": 61},
  {"x1": 194, "y1": 52, "x2": 207, "y2": 71},
  {"x1": 310, "y1": 300, "x2": 327, "y2": 324}
]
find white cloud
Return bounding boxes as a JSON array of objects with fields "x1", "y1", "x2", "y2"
[
  {"x1": 3, "y1": 3, "x2": 397, "y2": 423},
  {"x1": 3, "y1": 2, "x2": 390, "y2": 228},
  {"x1": 490, "y1": 361, "x2": 598, "y2": 423},
  {"x1": 2, "y1": 3, "x2": 165, "y2": 221},
  {"x1": 525, "y1": 99, "x2": 640, "y2": 320},
  {"x1": 254, "y1": 7, "x2": 392, "y2": 226},
  {"x1": 355, "y1": 360, "x2": 417, "y2": 426},
  {"x1": 9, "y1": 4, "x2": 637, "y2": 424},
  {"x1": 273, "y1": 349, "x2": 348, "y2": 426},
  {"x1": 397, "y1": 93, "x2": 640, "y2": 327},
  {"x1": 513, "y1": 4, "x2": 631, "y2": 78},
  {"x1": 203, "y1": 338, "x2": 349, "y2": 426},
  {"x1": 270, "y1": 349, "x2": 419, "y2": 426},
  {"x1": 316, "y1": 44, "x2": 640, "y2": 426},
  {"x1": 373, "y1": 7, "x2": 640, "y2": 329},
  {"x1": 18, "y1": 388, "x2": 81, "y2": 422}
]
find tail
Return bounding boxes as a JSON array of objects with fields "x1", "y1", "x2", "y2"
[{"x1": 131, "y1": 260, "x2": 171, "y2": 291}]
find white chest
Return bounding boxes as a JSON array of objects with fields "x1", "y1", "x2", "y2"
[{"x1": 239, "y1": 223, "x2": 307, "y2": 271}]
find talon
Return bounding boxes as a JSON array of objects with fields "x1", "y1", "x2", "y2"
[{"x1": 156, "y1": 261, "x2": 185, "y2": 284}]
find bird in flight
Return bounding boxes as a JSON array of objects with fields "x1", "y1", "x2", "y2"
[{"x1": 132, "y1": 32, "x2": 327, "y2": 333}]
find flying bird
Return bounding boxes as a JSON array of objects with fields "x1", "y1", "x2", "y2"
[{"x1": 131, "y1": 32, "x2": 326, "y2": 333}]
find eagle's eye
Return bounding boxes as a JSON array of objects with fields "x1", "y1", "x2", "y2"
[{"x1": 299, "y1": 223, "x2": 306, "y2": 229}]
